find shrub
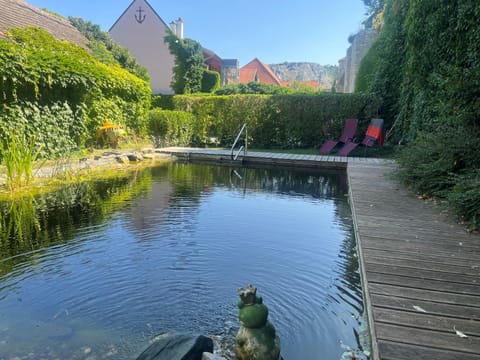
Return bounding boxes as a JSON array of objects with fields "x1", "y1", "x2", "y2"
[
  {"x1": 0, "y1": 101, "x2": 83, "y2": 158},
  {"x1": 201, "y1": 70, "x2": 221, "y2": 93},
  {"x1": 448, "y1": 170, "x2": 480, "y2": 229},
  {"x1": 0, "y1": 27, "x2": 151, "y2": 147},
  {"x1": 151, "y1": 95, "x2": 175, "y2": 110},
  {"x1": 0, "y1": 129, "x2": 41, "y2": 190},
  {"x1": 168, "y1": 93, "x2": 380, "y2": 148},
  {"x1": 215, "y1": 82, "x2": 294, "y2": 95},
  {"x1": 148, "y1": 109, "x2": 195, "y2": 147}
]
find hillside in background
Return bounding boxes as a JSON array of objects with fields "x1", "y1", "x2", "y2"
[{"x1": 269, "y1": 62, "x2": 337, "y2": 90}]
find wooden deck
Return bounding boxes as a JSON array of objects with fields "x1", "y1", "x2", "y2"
[
  {"x1": 348, "y1": 162, "x2": 480, "y2": 360},
  {"x1": 158, "y1": 148, "x2": 480, "y2": 360}
]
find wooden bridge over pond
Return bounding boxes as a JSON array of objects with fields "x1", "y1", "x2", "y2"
[{"x1": 159, "y1": 148, "x2": 480, "y2": 360}]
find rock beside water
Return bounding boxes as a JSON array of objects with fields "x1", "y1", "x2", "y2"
[{"x1": 136, "y1": 334, "x2": 213, "y2": 360}]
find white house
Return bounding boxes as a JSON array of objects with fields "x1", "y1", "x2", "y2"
[{"x1": 109, "y1": 0, "x2": 183, "y2": 94}]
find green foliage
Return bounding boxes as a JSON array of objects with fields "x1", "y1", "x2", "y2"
[
  {"x1": 355, "y1": 0, "x2": 409, "y2": 138},
  {"x1": 201, "y1": 69, "x2": 221, "y2": 93},
  {"x1": 0, "y1": 27, "x2": 151, "y2": 148},
  {"x1": 151, "y1": 95, "x2": 175, "y2": 110},
  {"x1": 0, "y1": 102, "x2": 83, "y2": 158},
  {"x1": 69, "y1": 17, "x2": 150, "y2": 82},
  {"x1": 0, "y1": 129, "x2": 41, "y2": 190},
  {"x1": 164, "y1": 34, "x2": 205, "y2": 94},
  {"x1": 148, "y1": 109, "x2": 195, "y2": 147},
  {"x1": 166, "y1": 93, "x2": 380, "y2": 148},
  {"x1": 363, "y1": 0, "x2": 480, "y2": 226},
  {"x1": 448, "y1": 170, "x2": 480, "y2": 229},
  {"x1": 215, "y1": 82, "x2": 294, "y2": 95}
]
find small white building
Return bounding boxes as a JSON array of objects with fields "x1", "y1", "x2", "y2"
[{"x1": 109, "y1": 0, "x2": 183, "y2": 94}]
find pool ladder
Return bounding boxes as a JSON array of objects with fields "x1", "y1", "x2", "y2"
[{"x1": 231, "y1": 123, "x2": 248, "y2": 160}]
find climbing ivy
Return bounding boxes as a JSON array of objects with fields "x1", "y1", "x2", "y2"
[
  {"x1": 357, "y1": 0, "x2": 480, "y2": 227},
  {"x1": 0, "y1": 27, "x2": 151, "y2": 156},
  {"x1": 164, "y1": 33, "x2": 207, "y2": 94}
]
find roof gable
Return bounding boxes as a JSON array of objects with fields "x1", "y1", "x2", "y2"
[
  {"x1": 241, "y1": 58, "x2": 281, "y2": 85},
  {"x1": 239, "y1": 68, "x2": 257, "y2": 83},
  {"x1": 109, "y1": 0, "x2": 170, "y2": 31},
  {"x1": 0, "y1": 0, "x2": 87, "y2": 47}
]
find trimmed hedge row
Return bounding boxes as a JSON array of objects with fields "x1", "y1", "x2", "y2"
[
  {"x1": 152, "y1": 93, "x2": 381, "y2": 148},
  {"x1": 148, "y1": 109, "x2": 195, "y2": 147}
]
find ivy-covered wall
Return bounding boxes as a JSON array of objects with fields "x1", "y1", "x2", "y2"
[
  {"x1": 0, "y1": 27, "x2": 151, "y2": 157},
  {"x1": 356, "y1": 0, "x2": 480, "y2": 227}
]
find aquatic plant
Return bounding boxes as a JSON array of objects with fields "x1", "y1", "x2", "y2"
[{"x1": 0, "y1": 130, "x2": 42, "y2": 191}]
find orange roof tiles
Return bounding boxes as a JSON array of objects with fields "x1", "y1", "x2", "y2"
[
  {"x1": 239, "y1": 58, "x2": 282, "y2": 85},
  {"x1": 239, "y1": 68, "x2": 257, "y2": 83}
]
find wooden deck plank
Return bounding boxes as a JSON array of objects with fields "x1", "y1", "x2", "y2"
[
  {"x1": 365, "y1": 263, "x2": 480, "y2": 285},
  {"x1": 377, "y1": 341, "x2": 480, "y2": 360},
  {"x1": 375, "y1": 323, "x2": 480, "y2": 354},
  {"x1": 362, "y1": 247, "x2": 480, "y2": 267},
  {"x1": 348, "y1": 161, "x2": 480, "y2": 359},
  {"x1": 368, "y1": 282, "x2": 480, "y2": 307},
  {"x1": 366, "y1": 272, "x2": 480, "y2": 296},
  {"x1": 371, "y1": 293, "x2": 480, "y2": 320},
  {"x1": 373, "y1": 308, "x2": 480, "y2": 336}
]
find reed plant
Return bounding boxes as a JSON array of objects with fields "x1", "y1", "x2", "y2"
[{"x1": 0, "y1": 131, "x2": 42, "y2": 191}]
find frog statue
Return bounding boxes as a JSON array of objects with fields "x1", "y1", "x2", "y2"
[{"x1": 234, "y1": 284, "x2": 281, "y2": 360}]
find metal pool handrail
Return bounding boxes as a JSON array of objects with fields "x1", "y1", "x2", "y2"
[{"x1": 231, "y1": 123, "x2": 248, "y2": 160}]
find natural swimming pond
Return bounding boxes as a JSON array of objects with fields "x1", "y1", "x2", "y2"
[{"x1": 0, "y1": 161, "x2": 368, "y2": 360}]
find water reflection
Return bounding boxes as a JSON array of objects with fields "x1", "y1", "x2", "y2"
[
  {"x1": 0, "y1": 170, "x2": 153, "y2": 264},
  {"x1": 0, "y1": 162, "x2": 365, "y2": 360}
]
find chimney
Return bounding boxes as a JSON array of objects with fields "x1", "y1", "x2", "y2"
[
  {"x1": 169, "y1": 21, "x2": 177, "y2": 35},
  {"x1": 175, "y1": 17, "x2": 184, "y2": 39}
]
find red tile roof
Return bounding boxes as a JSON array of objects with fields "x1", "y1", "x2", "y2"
[
  {"x1": 0, "y1": 0, "x2": 87, "y2": 47},
  {"x1": 239, "y1": 58, "x2": 282, "y2": 85},
  {"x1": 239, "y1": 68, "x2": 257, "y2": 83}
]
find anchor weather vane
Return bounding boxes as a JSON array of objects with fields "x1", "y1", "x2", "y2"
[{"x1": 135, "y1": 6, "x2": 146, "y2": 24}]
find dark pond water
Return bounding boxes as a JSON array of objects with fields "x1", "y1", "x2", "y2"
[{"x1": 0, "y1": 162, "x2": 368, "y2": 360}]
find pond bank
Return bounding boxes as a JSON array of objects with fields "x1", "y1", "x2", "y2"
[{"x1": 0, "y1": 148, "x2": 173, "y2": 192}]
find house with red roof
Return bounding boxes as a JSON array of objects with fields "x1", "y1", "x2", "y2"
[{"x1": 239, "y1": 58, "x2": 282, "y2": 85}]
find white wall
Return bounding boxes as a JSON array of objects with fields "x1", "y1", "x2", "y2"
[{"x1": 109, "y1": 0, "x2": 175, "y2": 94}]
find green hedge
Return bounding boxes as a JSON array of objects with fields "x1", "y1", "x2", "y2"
[
  {"x1": 0, "y1": 102, "x2": 83, "y2": 159},
  {"x1": 148, "y1": 109, "x2": 195, "y2": 147},
  {"x1": 152, "y1": 93, "x2": 380, "y2": 148},
  {"x1": 0, "y1": 27, "x2": 151, "y2": 156},
  {"x1": 201, "y1": 70, "x2": 221, "y2": 93},
  {"x1": 359, "y1": 0, "x2": 480, "y2": 227}
]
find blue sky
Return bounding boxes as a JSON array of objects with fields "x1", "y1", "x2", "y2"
[{"x1": 28, "y1": 0, "x2": 366, "y2": 66}]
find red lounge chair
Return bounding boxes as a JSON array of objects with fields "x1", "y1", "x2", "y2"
[
  {"x1": 318, "y1": 118, "x2": 358, "y2": 154},
  {"x1": 337, "y1": 118, "x2": 384, "y2": 157}
]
